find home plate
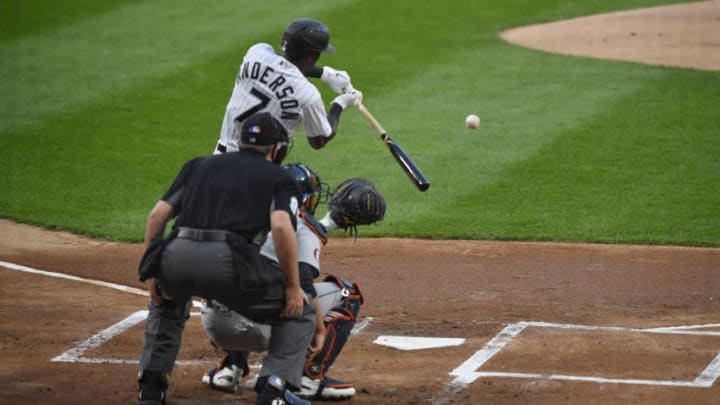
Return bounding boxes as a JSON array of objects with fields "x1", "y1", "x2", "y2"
[{"x1": 373, "y1": 336, "x2": 466, "y2": 351}]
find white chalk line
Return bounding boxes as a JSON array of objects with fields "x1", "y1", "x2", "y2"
[
  {"x1": 352, "y1": 316, "x2": 373, "y2": 335},
  {"x1": 51, "y1": 310, "x2": 148, "y2": 363},
  {"x1": 469, "y1": 372, "x2": 706, "y2": 387},
  {"x1": 524, "y1": 321, "x2": 720, "y2": 336},
  {"x1": 450, "y1": 323, "x2": 527, "y2": 385},
  {"x1": 51, "y1": 309, "x2": 374, "y2": 365},
  {"x1": 642, "y1": 323, "x2": 720, "y2": 333},
  {"x1": 449, "y1": 320, "x2": 720, "y2": 390},
  {"x1": 50, "y1": 310, "x2": 212, "y2": 365},
  {"x1": 0, "y1": 261, "x2": 371, "y2": 364},
  {"x1": 0, "y1": 260, "x2": 205, "y2": 308},
  {"x1": 0, "y1": 260, "x2": 148, "y2": 297}
]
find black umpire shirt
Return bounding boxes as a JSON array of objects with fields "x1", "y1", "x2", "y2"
[{"x1": 161, "y1": 149, "x2": 301, "y2": 243}]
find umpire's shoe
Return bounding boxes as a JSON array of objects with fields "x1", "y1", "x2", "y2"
[
  {"x1": 255, "y1": 375, "x2": 310, "y2": 405},
  {"x1": 137, "y1": 370, "x2": 167, "y2": 405},
  {"x1": 296, "y1": 375, "x2": 356, "y2": 400}
]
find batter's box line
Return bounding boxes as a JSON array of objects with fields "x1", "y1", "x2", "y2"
[
  {"x1": 51, "y1": 309, "x2": 212, "y2": 366},
  {"x1": 51, "y1": 309, "x2": 374, "y2": 366},
  {"x1": 449, "y1": 321, "x2": 720, "y2": 389},
  {"x1": 4, "y1": 260, "x2": 374, "y2": 365}
]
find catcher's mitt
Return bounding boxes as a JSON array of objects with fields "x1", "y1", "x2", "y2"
[{"x1": 328, "y1": 178, "x2": 386, "y2": 232}]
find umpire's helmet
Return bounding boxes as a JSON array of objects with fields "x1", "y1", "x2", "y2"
[
  {"x1": 283, "y1": 163, "x2": 329, "y2": 214},
  {"x1": 240, "y1": 112, "x2": 288, "y2": 146},
  {"x1": 240, "y1": 112, "x2": 289, "y2": 163},
  {"x1": 281, "y1": 18, "x2": 335, "y2": 59}
]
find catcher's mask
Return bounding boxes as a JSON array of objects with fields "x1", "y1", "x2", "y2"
[{"x1": 283, "y1": 162, "x2": 329, "y2": 214}]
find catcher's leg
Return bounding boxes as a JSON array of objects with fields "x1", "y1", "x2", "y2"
[
  {"x1": 297, "y1": 275, "x2": 363, "y2": 400},
  {"x1": 200, "y1": 301, "x2": 270, "y2": 392}
]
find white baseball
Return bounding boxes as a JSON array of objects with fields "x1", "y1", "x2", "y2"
[{"x1": 465, "y1": 114, "x2": 480, "y2": 129}]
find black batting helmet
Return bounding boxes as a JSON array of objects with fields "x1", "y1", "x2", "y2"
[{"x1": 281, "y1": 18, "x2": 335, "y2": 59}]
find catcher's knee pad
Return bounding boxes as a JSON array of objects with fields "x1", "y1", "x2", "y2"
[
  {"x1": 324, "y1": 274, "x2": 363, "y2": 316},
  {"x1": 305, "y1": 275, "x2": 363, "y2": 380}
]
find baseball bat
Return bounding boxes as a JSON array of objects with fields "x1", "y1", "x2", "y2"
[{"x1": 357, "y1": 104, "x2": 430, "y2": 192}]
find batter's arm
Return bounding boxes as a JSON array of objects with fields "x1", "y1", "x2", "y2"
[
  {"x1": 305, "y1": 65, "x2": 323, "y2": 78},
  {"x1": 307, "y1": 103, "x2": 343, "y2": 149}
]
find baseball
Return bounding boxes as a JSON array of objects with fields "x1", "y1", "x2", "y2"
[{"x1": 465, "y1": 114, "x2": 480, "y2": 129}]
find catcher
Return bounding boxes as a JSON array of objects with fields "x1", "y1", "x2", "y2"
[{"x1": 200, "y1": 164, "x2": 385, "y2": 400}]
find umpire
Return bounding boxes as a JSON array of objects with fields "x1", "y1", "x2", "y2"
[{"x1": 136, "y1": 112, "x2": 315, "y2": 405}]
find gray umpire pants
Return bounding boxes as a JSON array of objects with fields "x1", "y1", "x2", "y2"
[
  {"x1": 138, "y1": 236, "x2": 315, "y2": 388},
  {"x1": 202, "y1": 281, "x2": 347, "y2": 352}
]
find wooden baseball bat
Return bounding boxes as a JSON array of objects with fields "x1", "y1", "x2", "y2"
[{"x1": 357, "y1": 104, "x2": 430, "y2": 192}]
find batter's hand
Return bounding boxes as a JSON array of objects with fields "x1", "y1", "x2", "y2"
[
  {"x1": 321, "y1": 66, "x2": 352, "y2": 94},
  {"x1": 282, "y1": 286, "x2": 308, "y2": 318},
  {"x1": 144, "y1": 277, "x2": 164, "y2": 305},
  {"x1": 332, "y1": 88, "x2": 363, "y2": 109}
]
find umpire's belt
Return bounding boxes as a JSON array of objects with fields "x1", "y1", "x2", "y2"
[{"x1": 177, "y1": 227, "x2": 230, "y2": 242}]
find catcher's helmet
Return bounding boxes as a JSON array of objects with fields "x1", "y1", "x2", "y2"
[
  {"x1": 281, "y1": 18, "x2": 335, "y2": 59},
  {"x1": 283, "y1": 163, "x2": 329, "y2": 214}
]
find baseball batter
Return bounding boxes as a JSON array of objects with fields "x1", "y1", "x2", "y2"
[{"x1": 214, "y1": 18, "x2": 362, "y2": 155}]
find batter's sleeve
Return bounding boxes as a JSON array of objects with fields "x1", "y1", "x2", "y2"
[{"x1": 301, "y1": 89, "x2": 333, "y2": 138}]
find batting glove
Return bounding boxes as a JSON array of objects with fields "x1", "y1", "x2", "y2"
[
  {"x1": 321, "y1": 66, "x2": 352, "y2": 94},
  {"x1": 332, "y1": 88, "x2": 363, "y2": 109}
]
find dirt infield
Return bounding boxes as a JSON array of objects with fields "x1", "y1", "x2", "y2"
[
  {"x1": 1, "y1": 219, "x2": 719, "y2": 404},
  {"x1": 2, "y1": 2, "x2": 720, "y2": 404},
  {"x1": 500, "y1": 0, "x2": 720, "y2": 72}
]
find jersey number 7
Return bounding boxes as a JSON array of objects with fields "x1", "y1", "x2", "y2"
[{"x1": 235, "y1": 87, "x2": 271, "y2": 123}]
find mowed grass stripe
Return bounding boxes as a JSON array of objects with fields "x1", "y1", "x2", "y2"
[
  {"x1": 0, "y1": 0, "x2": 357, "y2": 134},
  {"x1": 0, "y1": 0, "x2": 142, "y2": 41}
]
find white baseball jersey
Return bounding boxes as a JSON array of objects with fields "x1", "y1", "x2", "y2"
[{"x1": 216, "y1": 43, "x2": 332, "y2": 153}]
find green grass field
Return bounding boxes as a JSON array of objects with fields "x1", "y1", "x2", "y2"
[{"x1": 1, "y1": 0, "x2": 718, "y2": 246}]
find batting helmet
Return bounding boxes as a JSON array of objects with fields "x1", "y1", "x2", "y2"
[
  {"x1": 283, "y1": 162, "x2": 329, "y2": 214},
  {"x1": 281, "y1": 18, "x2": 335, "y2": 59}
]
